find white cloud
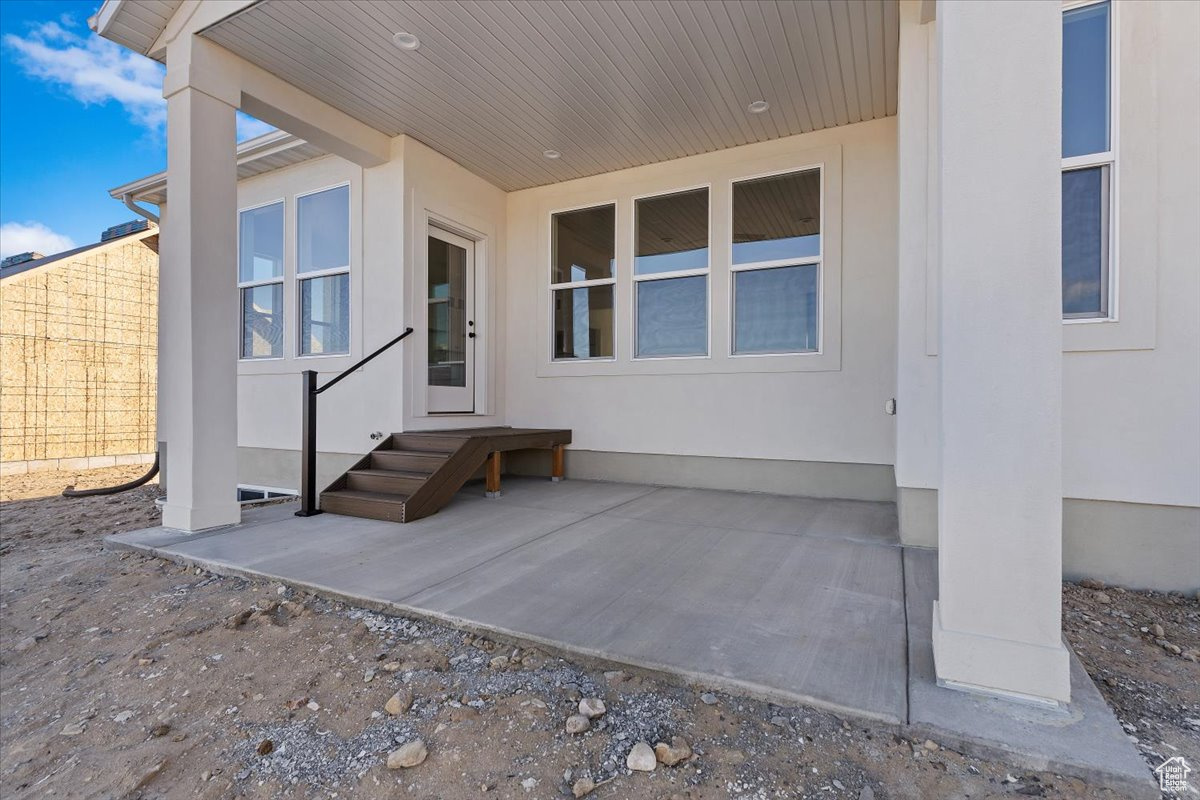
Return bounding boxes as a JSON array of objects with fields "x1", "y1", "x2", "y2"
[
  {"x1": 0, "y1": 222, "x2": 76, "y2": 259},
  {"x1": 237, "y1": 114, "x2": 276, "y2": 141},
  {"x1": 3, "y1": 20, "x2": 274, "y2": 141},
  {"x1": 4, "y1": 21, "x2": 167, "y2": 129}
]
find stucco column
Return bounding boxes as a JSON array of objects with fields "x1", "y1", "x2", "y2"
[
  {"x1": 158, "y1": 74, "x2": 241, "y2": 531},
  {"x1": 931, "y1": 0, "x2": 1071, "y2": 704}
]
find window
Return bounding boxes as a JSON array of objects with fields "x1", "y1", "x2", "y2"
[
  {"x1": 238, "y1": 201, "x2": 284, "y2": 358},
  {"x1": 731, "y1": 169, "x2": 821, "y2": 354},
  {"x1": 634, "y1": 187, "x2": 709, "y2": 357},
  {"x1": 297, "y1": 185, "x2": 350, "y2": 355},
  {"x1": 1062, "y1": 0, "x2": 1112, "y2": 319},
  {"x1": 551, "y1": 204, "x2": 615, "y2": 360}
]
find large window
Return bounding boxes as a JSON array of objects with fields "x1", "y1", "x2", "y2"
[
  {"x1": 297, "y1": 185, "x2": 350, "y2": 355},
  {"x1": 551, "y1": 205, "x2": 615, "y2": 360},
  {"x1": 731, "y1": 168, "x2": 821, "y2": 354},
  {"x1": 1062, "y1": 0, "x2": 1112, "y2": 319},
  {"x1": 238, "y1": 201, "x2": 284, "y2": 359},
  {"x1": 634, "y1": 187, "x2": 709, "y2": 358}
]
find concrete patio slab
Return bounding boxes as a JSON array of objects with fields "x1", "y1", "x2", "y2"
[
  {"x1": 457, "y1": 476, "x2": 659, "y2": 515},
  {"x1": 405, "y1": 511, "x2": 907, "y2": 722},
  {"x1": 607, "y1": 486, "x2": 899, "y2": 546},
  {"x1": 904, "y1": 548, "x2": 1159, "y2": 799},
  {"x1": 106, "y1": 479, "x2": 1156, "y2": 796}
]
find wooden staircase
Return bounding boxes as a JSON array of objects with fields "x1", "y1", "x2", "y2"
[{"x1": 319, "y1": 427, "x2": 571, "y2": 523}]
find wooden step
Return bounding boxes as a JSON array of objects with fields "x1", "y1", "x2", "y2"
[
  {"x1": 370, "y1": 449, "x2": 449, "y2": 472},
  {"x1": 346, "y1": 468, "x2": 427, "y2": 495},
  {"x1": 319, "y1": 489, "x2": 408, "y2": 523},
  {"x1": 392, "y1": 433, "x2": 466, "y2": 453}
]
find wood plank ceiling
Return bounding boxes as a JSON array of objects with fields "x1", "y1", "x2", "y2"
[{"x1": 203, "y1": 0, "x2": 898, "y2": 192}]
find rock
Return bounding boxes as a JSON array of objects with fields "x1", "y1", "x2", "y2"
[
  {"x1": 363, "y1": 669, "x2": 376, "y2": 683},
  {"x1": 1079, "y1": 578, "x2": 1105, "y2": 590},
  {"x1": 1164, "y1": 642, "x2": 1182, "y2": 655},
  {"x1": 521, "y1": 777, "x2": 538, "y2": 791},
  {"x1": 387, "y1": 739, "x2": 428, "y2": 769},
  {"x1": 626, "y1": 741, "x2": 657, "y2": 772},
  {"x1": 923, "y1": 739, "x2": 939, "y2": 751},
  {"x1": 833, "y1": 780, "x2": 846, "y2": 791},
  {"x1": 859, "y1": 787, "x2": 876, "y2": 800},
  {"x1": 256, "y1": 739, "x2": 274, "y2": 756},
  {"x1": 138, "y1": 658, "x2": 154, "y2": 666},
  {"x1": 578, "y1": 697, "x2": 606, "y2": 719},
  {"x1": 1094, "y1": 592, "x2": 1112, "y2": 604},
  {"x1": 381, "y1": 661, "x2": 402, "y2": 672},
  {"x1": 150, "y1": 723, "x2": 170, "y2": 737},
  {"x1": 699, "y1": 692, "x2": 719, "y2": 705},
  {"x1": 654, "y1": 737, "x2": 692, "y2": 766},
  {"x1": 770, "y1": 715, "x2": 789, "y2": 727},
  {"x1": 306, "y1": 700, "x2": 320, "y2": 711},
  {"x1": 385, "y1": 689, "x2": 413, "y2": 715},
  {"x1": 565, "y1": 714, "x2": 591, "y2": 734},
  {"x1": 572, "y1": 777, "x2": 596, "y2": 798},
  {"x1": 14, "y1": 637, "x2": 37, "y2": 652},
  {"x1": 113, "y1": 710, "x2": 134, "y2": 723},
  {"x1": 489, "y1": 655, "x2": 510, "y2": 670},
  {"x1": 60, "y1": 722, "x2": 85, "y2": 736},
  {"x1": 1151, "y1": 623, "x2": 1165, "y2": 638}
]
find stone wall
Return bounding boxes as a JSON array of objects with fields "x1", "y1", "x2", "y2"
[{"x1": 0, "y1": 235, "x2": 158, "y2": 472}]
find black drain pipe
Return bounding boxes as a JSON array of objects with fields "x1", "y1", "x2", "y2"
[{"x1": 62, "y1": 452, "x2": 160, "y2": 498}]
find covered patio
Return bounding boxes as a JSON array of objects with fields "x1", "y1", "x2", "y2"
[{"x1": 107, "y1": 478, "x2": 1154, "y2": 796}]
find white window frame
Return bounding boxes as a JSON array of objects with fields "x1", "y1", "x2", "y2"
[
  {"x1": 1062, "y1": 0, "x2": 1118, "y2": 324},
  {"x1": 237, "y1": 197, "x2": 286, "y2": 361},
  {"x1": 630, "y1": 183, "x2": 712, "y2": 361},
  {"x1": 295, "y1": 181, "x2": 352, "y2": 358},
  {"x1": 548, "y1": 200, "x2": 618, "y2": 363},
  {"x1": 728, "y1": 165, "x2": 824, "y2": 357}
]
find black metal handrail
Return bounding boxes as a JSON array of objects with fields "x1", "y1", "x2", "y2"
[{"x1": 296, "y1": 327, "x2": 414, "y2": 517}]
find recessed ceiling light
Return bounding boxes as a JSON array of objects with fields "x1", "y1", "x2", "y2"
[
  {"x1": 392, "y1": 31, "x2": 420, "y2": 50},
  {"x1": 542, "y1": 149, "x2": 561, "y2": 159},
  {"x1": 747, "y1": 100, "x2": 770, "y2": 114}
]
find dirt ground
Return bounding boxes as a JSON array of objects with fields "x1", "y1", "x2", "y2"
[{"x1": 1, "y1": 467, "x2": 1196, "y2": 799}]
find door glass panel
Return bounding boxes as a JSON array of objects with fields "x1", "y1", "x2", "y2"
[{"x1": 428, "y1": 235, "x2": 467, "y2": 387}]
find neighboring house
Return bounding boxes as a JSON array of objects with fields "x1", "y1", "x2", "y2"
[
  {"x1": 0, "y1": 221, "x2": 159, "y2": 475},
  {"x1": 96, "y1": 0, "x2": 1198, "y2": 711}
]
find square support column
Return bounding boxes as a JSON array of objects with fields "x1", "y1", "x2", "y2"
[
  {"x1": 932, "y1": 0, "x2": 1071, "y2": 705},
  {"x1": 158, "y1": 81, "x2": 241, "y2": 531}
]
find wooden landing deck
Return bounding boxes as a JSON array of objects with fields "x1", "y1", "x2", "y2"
[{"x1": 319, "y1": 427, "x2": 572, "y2": 523}]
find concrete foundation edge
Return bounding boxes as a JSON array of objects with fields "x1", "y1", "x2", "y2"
[{"x1": 898, "y1": 486, "x2": 1200, "y2": 592}]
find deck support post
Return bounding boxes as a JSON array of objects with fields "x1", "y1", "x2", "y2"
[
  {"x1": 550, "y1": 445, "x2": 565, "y2": 482},
  {"x1": 157, "y1": 65, "x2": 241, "y2": 531},
  {"x1": 486, "y1": 451, "x2": 502, "y2": 498},
  {"x1": 931, "y1": 0, "x2": 1070, "y2": 705}
]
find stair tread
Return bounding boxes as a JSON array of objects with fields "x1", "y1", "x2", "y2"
[
  {"x1": 321, "y1": 488, "x2": 409, "y2": 504},
  {"x1": 348, "y1": 468, "x2": 431, "y2": 479}
]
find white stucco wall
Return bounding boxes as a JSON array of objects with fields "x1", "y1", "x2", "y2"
[
  {"x1": 504, "y1": 119, "x2": 899, "y2": 468},
  {"x1": 896, "y1": 0, "x2": 1200, "y2": 511}
]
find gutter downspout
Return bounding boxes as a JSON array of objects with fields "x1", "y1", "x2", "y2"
[{"x1": 122, "y1": 193, "x2": 160, "y2": 225}]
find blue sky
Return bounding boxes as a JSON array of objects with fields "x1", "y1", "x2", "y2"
[{"x1": 0, "y1": 0, "x2": 270, "y2": 258}]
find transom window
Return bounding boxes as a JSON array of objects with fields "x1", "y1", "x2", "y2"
[
  {"x1": 634, "y1": 187, "x2": 709, "y2": 358},
  {"x1": 297, "y1": 185, "x2": 350, "y2": 355},
  {"x1": 238, "y1": 201, "x2": 284, "y2": 359},
  {"x1": 1062, "y1": 0, "x2": 1113, "y2": 320},
  {"x1": 731, "y1": 168, "x2": 821, "y2": 354},
  {"x1": 551, "y1": 204, "x2": 615, "y2": 360}
]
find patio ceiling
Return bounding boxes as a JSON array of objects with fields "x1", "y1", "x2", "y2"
[{"x1": 201, "y1": 0, "x2": 899, "y2": 191}]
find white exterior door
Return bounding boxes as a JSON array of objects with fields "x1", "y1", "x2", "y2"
[{"x1": 426, "y1": 227, "x2": 476, "y2": 413}]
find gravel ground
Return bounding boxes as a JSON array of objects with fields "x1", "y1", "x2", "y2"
[{"x1": 2, "y1": 466, "x2": 1196, "y2": 799}]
